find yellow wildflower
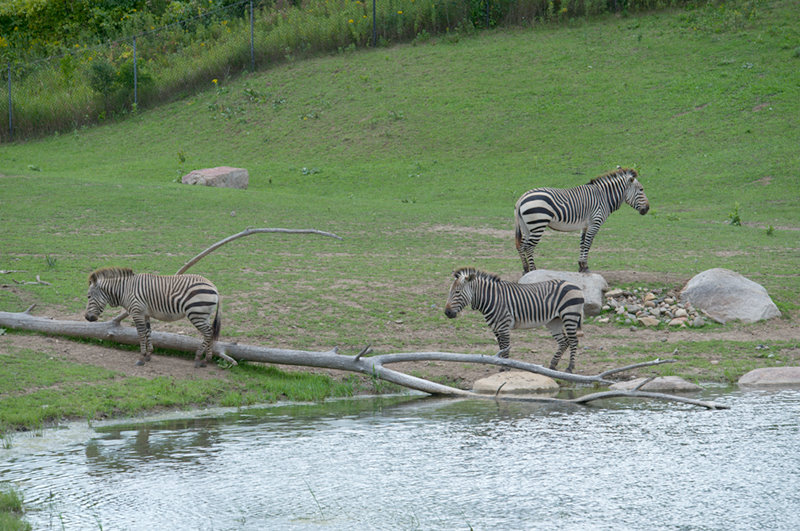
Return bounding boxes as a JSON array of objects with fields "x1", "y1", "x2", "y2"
[{"x1": 348, "y1": 19, "x2": 354, "y2": 23}]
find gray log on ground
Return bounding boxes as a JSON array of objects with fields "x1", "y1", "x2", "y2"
[{"x1": 0, "y1": 310, "x2": 727, "y2": 409}]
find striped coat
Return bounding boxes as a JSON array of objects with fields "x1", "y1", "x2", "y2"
[
  {"x1": 514, "y1": 168, "x2": 650, "y2": 273},
  {"x1": 444, "y1": 267, "x2": 585, "y2": 372},
  {"x1": 85, "y1": 267, "x2": 221, "y2": 367}
]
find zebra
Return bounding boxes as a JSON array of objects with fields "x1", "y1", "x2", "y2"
[
  {"x1": 444, "y1": 267, "x2": 585, "y2": 373},
  {"x1": 514, "y1": 167, "x2": 650, "y2": 273},
  {"x1": 84, "y1": 267, "x2": 221, "y2": 368}
]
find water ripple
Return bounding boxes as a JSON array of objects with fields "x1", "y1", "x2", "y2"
[{"x1": 3, "y1": 389, "x2": 799, "y2": 530}]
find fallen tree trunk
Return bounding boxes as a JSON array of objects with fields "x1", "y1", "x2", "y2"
[{"x1": 0, "y1": 309, "x2": 728, "y2": 409}]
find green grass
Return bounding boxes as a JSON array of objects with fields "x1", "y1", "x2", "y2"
[
  {"x1": 0, "y1": 344, "x2": 355, "y2": 432},
  {"x1": 0, "y1": 485, "x2": 30, "y2": 531},
  {"x1": 585, "y1": 339, "x2": 800, "y2": 384},
  {"x1": 0, "y1": 0, "x2": 798, "y2": 428}
]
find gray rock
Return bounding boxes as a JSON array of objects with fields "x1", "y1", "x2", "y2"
[
  {"x1": 611, "y1": 376, "x2": 702, "y2": 393},
  {"x1": 738, "y1": 367, "x2": 800, "y2": 387},
  {"x1": 680, "y1": 268, "x2": 780, "y2": 324},
  {"x1": 181, "y1": 166, "x2": 249, "y2": 189},
  {"x1": 473, "y1": 371, "x2": 559, "y2": 396},
  {"x1": 520, "y1": 269, "x2": 608, "y2": 316}
]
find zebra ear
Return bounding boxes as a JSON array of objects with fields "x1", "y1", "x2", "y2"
[{"x1": 466, "y1": 273, "x2": 476, "y2": 282}]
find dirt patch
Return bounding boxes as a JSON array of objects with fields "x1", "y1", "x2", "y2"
[{"x1": 1, "y1": 334, "x2": 228, "y2": 381}]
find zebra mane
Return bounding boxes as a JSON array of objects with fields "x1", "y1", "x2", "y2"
[
  {"x1": 89, "y1": 267, "x2": 135, "y2": 284},
  {"x1": 588, "y1": 167, "x2": 638, "y2": 185},
  {"x1": 454, "y1": 267, "x2": 501, "y2": 283}
]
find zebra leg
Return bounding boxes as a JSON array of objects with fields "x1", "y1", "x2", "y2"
[
  {"x1": 517, "y1": 227, "x2": 545, "y2": 273},
  {"x1": 564, "y1": 320, "x2": 580, "y2": 374},
  {"x1": 578, "y1": 223, "x2": 601, "y2": 273},
  {"x1": 546, "y1": 319, "x2": 569, "y2": 371},
  {"x1": 493, "y1": 330, "x2": 512, "y2": 371},
  {"x1": 144, "y1": 318, "x2": 153, "y2": 362},
  {"x1": 131, "y1": 315, "x2": 150, "y2": 366},
  {"x1": 190, "y1": 316, "x2": 218, "y2": 368}
]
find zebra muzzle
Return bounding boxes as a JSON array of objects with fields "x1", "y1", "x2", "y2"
[
  {"x1": 444, "y1": 307, "x2": 458, "y2": 319},
  {"x1": 85, "y1": 313, "x2": 98, "y2": 322}
]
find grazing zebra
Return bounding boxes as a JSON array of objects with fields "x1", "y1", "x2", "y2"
[
  {"x1": 514, "y1": 167, "x2": 650, "y2": 273},
  {"x1": 444, "y1": 267, "x2": 585, "y2": 373},
  {"x1": 84, "y1": 267, "x2": 221, "y2": 368}
]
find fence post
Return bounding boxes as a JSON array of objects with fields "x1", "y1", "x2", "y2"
[
  {"x1": 372, "y1": 0, "x2": 377, "y2": 46},
  {"x1": 6, "y1": 64, "x2": 12, "y2": 141},
  {"x1": 133, "y1": 36, "x2": 138, "y2": 109},
  {"x1": 250, "y1": 0, "x2": 255, "y2": 71}
]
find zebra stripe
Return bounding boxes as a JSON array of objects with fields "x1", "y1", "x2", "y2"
[
  {"x1": 444, "y1": 267, "x2": 585, "y2": 373},
  {"x1": 85, "y1": 267, "x2": 221, "y2": 367},
  {"x1": 514, "y1": 167, "x2": 650, "y2": 273}
]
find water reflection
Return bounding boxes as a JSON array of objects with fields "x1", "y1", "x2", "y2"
[{"x1": 3, "y1": 389, "x2": 800, "y2": 530}]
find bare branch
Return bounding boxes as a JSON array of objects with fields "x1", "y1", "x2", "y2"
[
  {"x1": 109, "y1": 227, "x2": 342, "y2": 324},
  {"x1": 598, "y1": 358, "x2": 676, "y2": 378},
  {"x1": 354, "y1": 344, "x2": 372, "y2": 361},
  {"x1": 567, "y1": 390, "x2": 729, "y2": 410},
  {"x1": 175, "y1": 227, "x2": 342, "y2": 275},
  {"x1": 633, "y1": 376, "x2": 656, "y2": 391}
]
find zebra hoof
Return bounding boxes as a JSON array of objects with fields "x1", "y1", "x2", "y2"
[{"x1": 195, "y1": 361, "x2": 207, "y2": 368}]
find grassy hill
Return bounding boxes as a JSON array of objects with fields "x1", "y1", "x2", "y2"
[{"x1": 1, "y1": 0, "x2": 798, "y2": 358}]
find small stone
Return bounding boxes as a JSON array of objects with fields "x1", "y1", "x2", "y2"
[
  {"x1": 664, "y1": 297, "x2": 675, "y2": 304},
  {"x1": 644, "y1": 300, "x2": 656, "y2": 308},
  {"x1": 691, "y1": 316, "x2": 706, "y2": 327},
  {"x1": 638, "y1": 316, "x2": 660, "y2": 327},
  {"x1": 597, "y1": 317, "x2": 610, "y2": 323},
  {"x1": 675, "y1": 308, "x2": 688, "y2": 318},
  {"x1": 644, "y1": 292, "x2": 656, "y2": 302},
  {"x1": 606, "y1": 289, "x2": 624, "y2": 298},
  {"x1": 668, "y1": 317, "x2": 687, "y2": 327}
]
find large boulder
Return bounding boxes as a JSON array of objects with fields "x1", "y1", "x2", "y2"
[
  {"x1": 181, "y1": 166, "x2": 249, "y2": 189},
  {"x1": 680, "y1": 268, "x2": 780, "y2": 324},
  {"x1": 519, "y1": 270, "x2": 608, "y2": 316},
  {"x1": 611, "y1": 376, "x2": 702, "y2": 393},
  {"x1": 738, "y1": 367, "x2": 800, "y2": 387},
  {"x1": 473, "y1": 371, "x2": 559, "y2": 396}
]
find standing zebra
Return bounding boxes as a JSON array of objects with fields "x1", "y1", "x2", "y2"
[
  {"x1": 84, "y1": 267, "x2": 221, "y2": 367},
  {"x1": 444, "y1": 267, "x2": 585, "y2": 373},
  {"x1": 514, "y1": 167, "x2": 650, "y2": 273}
]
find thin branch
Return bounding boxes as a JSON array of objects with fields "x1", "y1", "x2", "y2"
[
  {"x1": 109, "y1": 227, "x2": 342, "y2": 324},
  {"x1": 354, "y1": 344, "x2": 372, "y2": 362},
  {"x1": 568, "y1": 390, "x2": 730, "y2": 410},
  {"x1": 633, "y1": 376, "x2": 656, "y2": 391},
  {"x1": 175, "y1": 227, "x2": 342, "y2": 275},
  {"x1": 598, "y1": 358, "x2": 676, "y2": 378}
]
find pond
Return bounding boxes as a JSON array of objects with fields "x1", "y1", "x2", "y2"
[{"x1": 3, "y1": 387, "x2": 800, "y2": 530}]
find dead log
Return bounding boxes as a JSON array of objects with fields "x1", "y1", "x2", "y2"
[{"x1": 0, "y1": 309, "x2": 728, "y2": 409}]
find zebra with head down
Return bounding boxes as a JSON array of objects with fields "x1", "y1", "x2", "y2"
[
  {"x1": 514, "y1": 167, "x2": 650, "y2": 273},
  {"x1": 85, "y1": 267, "x2": 221, "y2": 367},
  {"x1": 444, "y1": 267, "x2": 585, "y2": 373}
]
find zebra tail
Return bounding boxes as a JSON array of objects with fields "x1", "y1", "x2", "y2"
[
  {"x1": 212, "y1": 305, "x2": 221, "y2": 341},
  {"x1": 514, "y1": 206, "x2": 524, "y2": 250}
]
